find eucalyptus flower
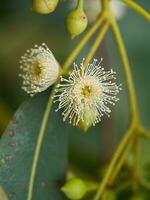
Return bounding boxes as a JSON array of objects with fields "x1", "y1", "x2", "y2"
[
  {"x1": 19, "y1": 43, "x2": 60, "y2": 96},
  {"x1": 54, "y1": 59, "x2": 121, "y2": 127}
]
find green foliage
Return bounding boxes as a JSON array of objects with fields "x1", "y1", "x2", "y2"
[
  {"x1": 0, "y1": 91, "x2": 68, "y2": 200},
  {"x1": 0, "y1": 0, "x2": 150, "y2": 200}
]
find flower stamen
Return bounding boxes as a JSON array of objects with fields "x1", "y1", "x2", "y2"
[
  {"x1": 82, "y1": 85, "x2": 91, "y2": 97},
  {"x1": 54, "y1": 59, "x2": 121, "y2": 127},
  {"x1": 19, "y1": 43, "x2": 60, "y2": 96}
]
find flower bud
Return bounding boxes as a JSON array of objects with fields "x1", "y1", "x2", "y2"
[
  {"x1": 78, "y1": 108, "x2": 97, "y2": 132},
  {"x1": 32, "y1": 0, "x2": 59, "y2": 14},
  {"x1": 61, "y1": 178, "x2": 87, "y2": 200},
  {"x1": 65, "y1": 0, "x2": 88, "y2": 39}
]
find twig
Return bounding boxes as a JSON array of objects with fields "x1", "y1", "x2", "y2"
[
  {"x1": 122, "y1": 0, "x2": 150, "y2": 23},
  {"x1": 93, "y1": 125, "x2": 134, "y2": 200},
  {"x1": 84, "y1": 21, "x2": 110, "y2": 67},
  {"x1": 63, "y1": 11, "x2": 106, "y2": 71}
]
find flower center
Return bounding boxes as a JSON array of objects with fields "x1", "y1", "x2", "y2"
[
  {"x1": 82, "y1": 85, "x2": 91, "y2": 97},
  {"x1": 33, "y1": 62, "x2": 42, "y2": 77}
]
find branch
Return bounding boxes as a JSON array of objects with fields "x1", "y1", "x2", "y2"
[
  {"x1": 110, "y1": 15, "x2": 138, "y2": 121},
  {"x1": 122, "y1": 0, "x2": 150, "y2": 23},
  {"x1": 27, "y1": 82, "x2": 58, "y2": 200},
  {"x1": 141, "y1": 129, "x2": 150, "y2": 142},
  {"x1": 84, "y1": 21, "x2": 110, "y2": 67},
  {"x1": 93, "y1": 8, "x2": 140, "y2": 199},
  {"x1": 108, "y1": 139, "x2": 133, "y2": 185},
  {"x1": 93, "y1": 125, "x2": 134, "y2": 200}
]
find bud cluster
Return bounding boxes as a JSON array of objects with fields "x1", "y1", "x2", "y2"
[{"x1": 31, "y1": 0, "x2": 88, "y2": 39}]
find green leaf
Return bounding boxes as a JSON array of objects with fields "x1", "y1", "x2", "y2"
[{"x1": 0, "y1": 91, "x2": 68, "y2": 200}]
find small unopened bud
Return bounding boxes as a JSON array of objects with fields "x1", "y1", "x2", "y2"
[
  {"x1": 32, "y1": 0, "x2": 59, "y2": 14},
  {"x1": 65, "y1": 0, "x2": 88, "y2": 39},
  {"x1": 78, "y1": 109, "x2": 96, "y2": 132},
  {"x1": 61, "y1": 178, "x2": 87, "y2": 200}
]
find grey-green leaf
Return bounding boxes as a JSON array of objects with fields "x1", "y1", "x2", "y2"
[{"x1": 0, "y1": 91, "x2": 68, "y2": 200}]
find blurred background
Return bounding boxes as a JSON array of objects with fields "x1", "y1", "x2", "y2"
[{"x1": 0, "y1": 0, "x2": 150, "y2": 166}]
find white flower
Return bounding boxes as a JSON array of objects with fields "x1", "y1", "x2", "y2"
[
  {"x1": 54, "y1": 59, "x2": 121, "y2": 126},
  {"x1": 70, "y1": 0, "x2": 127, "y2": 23},
  {"x1": 110, "y1": 0, "x2": 127, "y2": 20},
  {"x1": 19, "y1": 43, "x2": 60, "y2": 96}
]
